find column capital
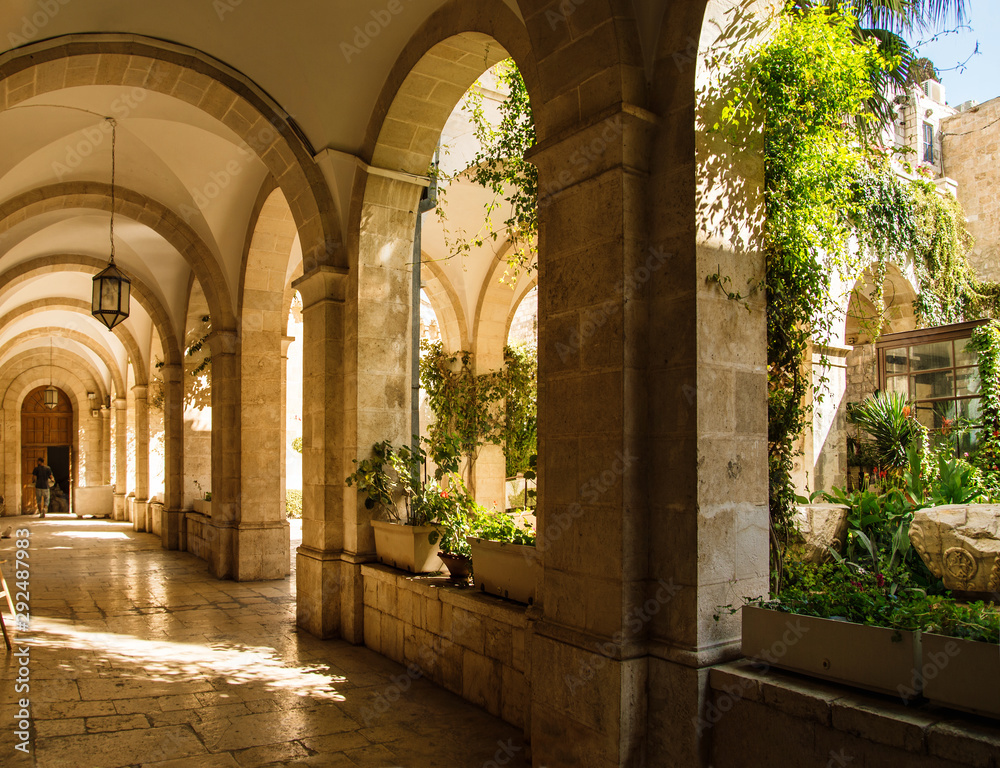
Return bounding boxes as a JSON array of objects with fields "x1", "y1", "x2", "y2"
[
  {"x1": 280, "y1": 335, "x2": 296, "y2": 358},
  {"x1": 292, "y1": 265, "x2": 349, "y2": 309},
  {"x1": 131, "y1": 385, "x2": 148, "y2": 400},
  {"x1": 114, "y1": 398, "x2": 127, "y2": 410}
]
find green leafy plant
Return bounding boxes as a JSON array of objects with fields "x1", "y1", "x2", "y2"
[
  {"x1": 419, "y1": 342, "x2": 537, "y2": 477},
  {"x1": 847, "y1": 391, "x2": 918, "y2": 470},
  {"x1": 285, "y1": 489, "x2": 302, "y2": 519},
  {"x1": 471, "y1": 510, "x2": 536, "y2": 546},
  {"x1": 434, "y1": 59, "x2": 537, "y2": 278}
]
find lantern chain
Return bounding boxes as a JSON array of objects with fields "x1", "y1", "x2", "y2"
[{"x1": 108, "y1": 117, "x2": 117, "y2": 263}]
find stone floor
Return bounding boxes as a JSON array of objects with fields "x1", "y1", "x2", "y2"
[{"x1": 0, "y1": 514, "x2": 530, "y2": 767}]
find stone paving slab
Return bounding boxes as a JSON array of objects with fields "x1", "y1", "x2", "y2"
[{"x1": 0, "y1": 515, "x2": 529, "y2": 767}]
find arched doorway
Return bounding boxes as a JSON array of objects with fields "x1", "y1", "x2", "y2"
[{"x1": 21, "y1": 386, "x2": 73, "y2": 513}]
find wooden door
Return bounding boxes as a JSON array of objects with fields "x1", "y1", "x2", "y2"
[{"x1": 21, "y1": 387, "x2": 72, "y2": 512}]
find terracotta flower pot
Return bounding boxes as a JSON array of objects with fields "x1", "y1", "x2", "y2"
[{"x1": 439, "y1": 551, "x2": 472, "y2": 582}]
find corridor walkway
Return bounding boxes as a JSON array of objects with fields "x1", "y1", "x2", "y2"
[{"x1": 0, "y1": 515, "x2": 529, "y2": 767}]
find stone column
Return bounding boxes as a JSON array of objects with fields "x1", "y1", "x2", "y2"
[
  {"x1": 293, "y1": 266, "x2": 350, "y2": 638},
  {"x1": 527, "y1": 106, "x2": 664, "y2": 768},
  {"x1": 114, "y1": 398, "x2": 127, "y2": 520},
  {"x1": 280, "y1": 335, "x2": 295, "y2": 519},
  {"x1": 161, "y1": 364, "x2": 185, "y2": 550},
  {"x1": 101, "y1": 407, "x2": 111, "y2": 485},
  {"x1": 472, "y1": 348, "x2": 507, "y2": 511},
  {"x1": 233, "y1": 305, "x2": 290, "y2": 581},
  {"x1": 132, "y1": 385, "x2": 150, "y2": 532},
  {"x1": 206, "y1": 330, "x2": 240, "y2": 579}
]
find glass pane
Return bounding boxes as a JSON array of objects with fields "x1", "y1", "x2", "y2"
[
  {"x1": 914, "y1": 400, "x2": 955, "y2": 431},
  {"x1": 955, "y1": 367, "x2": 981, "y2": 397},
  {"x1": 885, "y1": 375, "x2": 909, "y2": 398},
  {"x1": 955, "y1": 338, "x2": 978, "y2": 368},
  {"x1": 909, "y1": 341, "x2": 953, "y2": 371},
  {"x1": 957, "y1": 397, "x2": 982, "y2": 423},
  {"x1": 884, "y1": 348, "x2": 908, "y2": 375},
  {"x1": 912, "y1": 370, "x2": 954, "y2": 401}
]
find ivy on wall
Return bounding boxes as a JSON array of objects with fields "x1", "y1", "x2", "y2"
[
  {"x1": 968, "y1": 322, "x2": 1000, "y2": 494},
  {"x1": 419, "y1": 340, "x2": 537, "y2": 477}
]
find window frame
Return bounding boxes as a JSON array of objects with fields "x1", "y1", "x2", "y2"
[{"x1": 922, "y1": 122, "x2": 935, "y2": 164}]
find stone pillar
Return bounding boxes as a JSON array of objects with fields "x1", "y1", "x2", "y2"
[
  {"x1": 132, "y1": 385, "x2": 150, "y2": 532},
  {"x1": 527, "y1": 106, "x2": 665, "y2": 768},
  {"x1": 293, "y1": 266, "x2": 350, "y2": 638},
  {"x1": 472, "y1": 348, "x2": 507, "y2": 511},
  {"x1": 161, "y1": 364, "x2": 185, "y2": 550},
  {"x1": 114, "y1": 398, "x2": 127, "y2": 520},
  {"x1": 206, "y1": 330, "x2": 240, "y2": 579},
  {"x1": 233, "y1": 304, "x2": 290, "y2": 581},
  {"x1": 280, "y1": 335, "x2": 295, "y2": 519},
  {"x1": 101, "y1": 407, "x2": 112, "y2": 485}
]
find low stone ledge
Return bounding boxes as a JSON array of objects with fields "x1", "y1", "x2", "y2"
[{"x1": 709, "y1": 661, "x2": 1000, "y2": 765}]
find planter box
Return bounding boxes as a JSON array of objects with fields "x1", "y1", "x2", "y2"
[
  {"x1": 468, "y1": 537, "x2": 539, "y2": 605},
  {"x1": 921, "y1": 633, "x2": 1000, "y2": 720},
  {"x1": 371, "y1": 520, "x2": 443, "y2": 573},
  {"x1": 74, "y1": 485, "x2": 113, "y2": 518},
  {"x1": 742, "y1": 606, "x2": 922, "y2": 699},
  {"x1": 193, "y1": 499, "x2": 211, "y2": 516}
]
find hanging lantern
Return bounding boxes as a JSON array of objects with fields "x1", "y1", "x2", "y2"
[
  {"x1": 91, "y1": 117, "x2": 130, "y2": 330},
  {"x1": 92, "y1": 259, "x2": 131, "y2": 330},
  {"x1": 44, "y1": 340, "x2": 58, "y2": 409}
]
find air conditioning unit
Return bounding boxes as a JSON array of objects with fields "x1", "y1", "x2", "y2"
[{"x1": 922, "y1": 80, "x2": 945, "y2": 105}]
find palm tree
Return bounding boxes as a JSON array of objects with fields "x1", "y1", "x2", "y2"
[{"x1": 793, "y1": 1, "x2": 969, "y2": 130}]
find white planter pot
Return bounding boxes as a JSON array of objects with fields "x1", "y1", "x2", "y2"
[
  {"x1": 371, "y1": 520, "x2": 443, "y2": 573},
  {"x1": 921, "y1": 633, "x2": 1000, "y2": 720},
  {"x1": 742, "y1": 606, "x2": 922, "y2": 699},
  {"x1": 467, "y1": 537, "x2": 539, "y2": 605}
]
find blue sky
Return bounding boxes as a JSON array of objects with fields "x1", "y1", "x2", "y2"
[{"x1": 908, "y1": 4, "x2": 1000, "y2": 106}]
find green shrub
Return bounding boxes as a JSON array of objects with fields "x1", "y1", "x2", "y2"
[{"x1": 286, "y1": 489, "x2": 303, "y2": 519}]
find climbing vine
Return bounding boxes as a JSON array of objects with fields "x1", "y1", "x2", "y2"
[
  {"x1": 715, "y1": 4, "x2": 904, "y2": 535},
  {"x1": 968, "y1": 322, "x2": 1000, "y2": 495},
  {"x1": 911, "y1": 183, "x2": 1000, "y2": 325},
  {"x1": 419, "y1": 340, "x2": 537, "y2": 476},
  {"x1": 434, "y1": 59, "x2": 537, "y2": 279}
]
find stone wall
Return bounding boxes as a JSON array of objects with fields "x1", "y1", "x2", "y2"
[
  {"x1": 360, "y1": 564, "x2": 531, "y2": 733},
  {"x1": 943, "y1": 97, "x2": 1000, "y2": 284},
  {"x1": 183, "y1": 510, "x2": 211, "y2": 562},
  {"x1": 707, "y1": 661, "x2": 1000, "y2": 767}
]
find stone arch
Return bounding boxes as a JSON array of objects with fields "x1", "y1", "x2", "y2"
[
  {"x1": 845, "y1": 262, "x2": 920, "y2": 345},
  {"x1": 1, "y1": 349, "x2": 108, "y2": 512},
  {"x1": 505, "y1": 279, "x2": 537, "y2": 344},
  {"x1": 0, "y1": 182, "x2": 236, "y2": 331},
  {"x1": 0, "y1": 35, "x2": 342, "y2": 272},
  {"x1": 0, "y1": 327, "x2": 126, "y2": 397},
  {"x1": 472, "y1": 249, "x2": 536, "y2": 369},
  {"x1": 0, "y1": 255, "x2": 182, "y2": 365},
  {"x1": 0, "y1": 299, "x2": 146, "y2": 386},
  {"x1": 360, "y1": 1, "x2": 539, "y2": 173},
  {"x1": 421, "y1": 257, "x2": 467, "y2": 351}
]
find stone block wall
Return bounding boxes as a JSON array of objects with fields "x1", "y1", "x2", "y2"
[
  {"x1": 360, "y1": 564, "x2": 531, "y2": 733},
  {"x1": 184, "y1": 511, "x2": 211, "y2": 562},
  {"x1": 943, "y1": 97, "x2": 1000, "y2": 284},
  {"x1": 707, "y1": 661, "x2": 1000, "y2": 767}
]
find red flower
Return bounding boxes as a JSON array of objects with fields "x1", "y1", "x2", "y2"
[
  {"x1": 876, "y1": 573, "x2": 885, "y2": 588},
  {"x1": 441, "y1": 490, "x2": 449, "y2": 498},
  {"x1": 903, "y1": 406, "x2": 911, "y2": 418}
]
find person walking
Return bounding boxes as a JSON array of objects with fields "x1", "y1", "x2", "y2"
[{"x1": 32, "y1": 457, "x2": 53, "y2": 518}]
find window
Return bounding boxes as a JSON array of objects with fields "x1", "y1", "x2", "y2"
[
  {"x1": 923, "y1": 122, "x2": 935, "y2": 163},
  {"x1": 877, "y1": 321, "x2": 987, "y2": 456}
]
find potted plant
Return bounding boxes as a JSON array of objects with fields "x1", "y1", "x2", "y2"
[
  {"x1": 346, "y1": 436, "x2": 462, "y2": 574},
  {"x1": 467, "y1": 511, "x2": 538, "y2": 604},
  {"x1": 436, "y1": 506, "x2": 475, "y2": 583}
]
